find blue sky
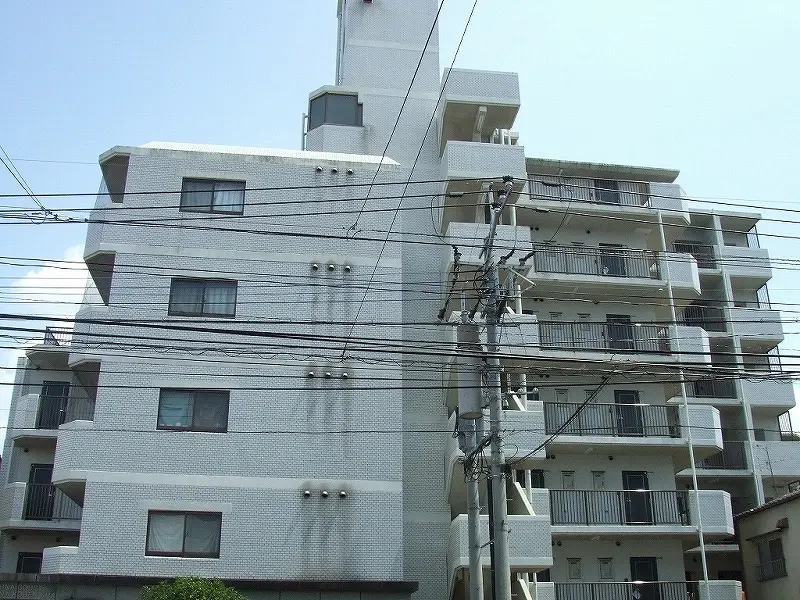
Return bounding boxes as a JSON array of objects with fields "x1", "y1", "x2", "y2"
[{"x1": 1, "y1": 1, "x2": 799, "y2": 431}]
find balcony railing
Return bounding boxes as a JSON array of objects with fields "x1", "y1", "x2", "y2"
[
  {"x1": 531, "y1": 244, "x2": 660, "y2": 279},
  {"x1": 691, "y1": 378, "x2": 737, "y2": 399},
  {"x1": 544, "y1": 402, "x2": 680, "y2": 438},
  {"x1": 43, "y1": 326, "x2": 72, "y2": 346},
  {"x1": 36, "y1": 396, "x2": 96, "y2": 429},
  {"x1": 554, "y1": 581, "x2": 699, "y2": 600},
  {"x1": 673, "y1": 242, "x2": 716, "y2": 269},
  {"x1": 23, "y1": 484, "x2": 82, "y2": 521},
  {"x1": 539, "y1": 321, "x2": 670, "y2": 354},
  {"x1": 695, "y1": 441, "x2": 747, "y2": 469},
  {"x1": 550, "y1": 490, "x2": 690, "y2": 526},
  {"x1": 682, "y1": 304, "x2": 726, "y2": 332},
  {"x1": 758, "y1": 558, "x2": 787, "y2": 581}
]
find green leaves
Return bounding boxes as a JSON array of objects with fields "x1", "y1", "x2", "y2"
[{"x1": 141, "y1": 578, "x2": 247, "y2": 600}]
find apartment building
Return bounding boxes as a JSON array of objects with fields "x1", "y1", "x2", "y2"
[{"x1": 0, "y1": 1, "x2": 797, "y2": 600}]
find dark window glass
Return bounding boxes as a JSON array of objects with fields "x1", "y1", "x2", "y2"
[
  {"x1": 16, "y1": 552, "x2": 43, "y2": 573},
  {"x1": 180, "y1": 179, "x2": 244, "y2": 214},
  {"x1": 158, "y1": 389, "x2": 229, "y2": 432},
  {"x1": 146, "y1": 511, "x2": 221, "y2": 558},
  {"x1": 308, "y1": 93, "x2": 363, "y2": 130},
  {"x1": 168, "y1": 279, "x2": 237, "y2": 317}
]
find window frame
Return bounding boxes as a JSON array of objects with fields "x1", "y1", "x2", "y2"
[
  {"x1": 157, "y1": 389, "x2": 230, "y2": 433},
  {"x1": 179, "y1": 178, "x2": 245, "y2": 215},
  {"x1": 308, "y1": 92, "x2": 363, "y2": 130},
  {"x1": 168, "y1": 278, "x2": 238, "y2": 318},
  {"x1": 145, "y1": 510, "x2": 222, "y2": 558}
]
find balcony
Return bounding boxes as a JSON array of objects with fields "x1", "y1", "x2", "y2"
[
  {"x1": 543, "y1": 402, "x2": 722, "y2": 465},
  {"x1": 728, "y1": 307, "x2": 783, "y2": 347},
  {"x1": 681, "y1": 304, "x2": 726, "y2": 332},
  {"x1": 522, "y1": 177, "x2": 689, "y2": 227},
  {"x1": 673, "y1": 242, "x2": 716, "y2": 269},
  {"x1": 691, "y1": 378, "x2": 737, "y2": 400},
  {"x1": 438, "y1": 68, "x2": 520, "y2": 153},
  {"x1": 440, "y1": 140, "x2": 527, "y2": 210},
  {"x1": 444, "y1": 221, "x2": 532, "y2": 268},
  {"x1": 719, "y1": 245, "x2": 771, "y2": 287},
  {"x1": 0, "y1": 483, "x2": 82, "y2": 531},
  {"x1": 9, "y1": 394, "x2": 95, "y2": 443},
  {"x1": 694, "y1": 441, "x2": 748, "y2": 470},
  {"x1": 740, "y1": 378, "x2": 796, "y2": 414},
  {"x1": 752, "y1": 441, "x2": 800, "y2": 480},
  {"x1": 538, "y1": 580, "x2": 742, "y2": 600},
  {"x1": 544, "y1": 489, "x2": 732, "y2": 537},
  {"x1": 447, "y1": 513, "x2": 551, "y2": 598},
  {"x1": 539, "y1": 321, "x2": 669, "y2": 354},
  {"x1": 523, "y1": 245, "x2": 700, "y2": 299}
]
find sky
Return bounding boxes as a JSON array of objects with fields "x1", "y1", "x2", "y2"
[{"x1": 0, "y1": 0, "x2": 799, "y2": 434}]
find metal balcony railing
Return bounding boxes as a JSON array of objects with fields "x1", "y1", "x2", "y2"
[
  {"x1": 554, "y1": 581, "x2": 699, "y2": 600},
  {"x1": 695, "y1": 441, "x2": 748, "y2": 469},
  {"x1": 543, "y1": 402, "x2": 681, "y2": 438},
  {"x1": 539, "y1": 321, "x2": 670, "y2": 354},
  {"x1": 549, "y1": 490, "x2": 690, "y2": 526},
  {"x1": 43, "y1": 326, "x2": 72, "y2": 346},
  {"x1": 531, "y1": 244, "x2": 660, "y2": 279},
  {"x1": 36, "y1": 396, "x2": 96, "y2": 429},
  {"x1": 758, "y1": 558, "x2": 787, "y2": 581},
  {"x1": 23, "y1": 484, "x2": 82, "y2": 521},
  {"x1": 691, "y1": 378, "x2": 737, "y2": 399},
  {"x1": 672, "y1": 242, "x2": 716, "y2": 269},
  {"x1": 681, "y1": 304, "x2": 726, "y2": 332}
]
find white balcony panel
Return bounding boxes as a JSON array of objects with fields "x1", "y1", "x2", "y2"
[
  {"x1": 444, "y1": 222, "x2": 532, "y2": 267},
  {"x1": 531, "y1": 582, "x2": 556, "y2": 600},
  {"x1": 681, "y1": 405, "x2": 723, "y2": 450},
  {"x1": 442, "y1": 140, "x2": 528, "y2": 198},
  {"x1": 649, "y1": 182, "x2": 689, "y2": 215},
  {"x1": 688, "y1": 490, "x2": 734, "y2": 536},
  {"x1": 728, "y1": 307, "x2": 783, "y2": 344},
  {"x1": 439, "y1": 69, "x2": 520, "y2": 152},
  {"x1": 447, "y1": 514, "x2": 552, "y2": 596},
  {"x1": 9, "y1": 393, "x2": 41, "y2": 430},
  {"x1": 719, "y1": 246, "x2": 772, "y2": 285},
  {"x1": 672, "y1": 325, "x2": 711, "y2": 366},
  {"x1": 661, "y1": 252, "x2": 701, "y2": 295},
  {"x1": 41, "y1": 546, "x2": 80, "y2": 574},
  {"x1": 699, "y1": 580, "x2": 743, "y2": 600},
  {"x1": 751, "y1": 441, "x2": 800, "y2": 479},
  {"x1": 740, "y1": 378, "x2": 796, "y2": 412}
]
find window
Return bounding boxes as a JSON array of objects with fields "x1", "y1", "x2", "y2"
[
  {"x1": 180, "y1": 178, "x2": 244, "y2": 214},
  {"x1": 561, "y1": 471, "x2": 575, "y2": 489},
  {"x1": 158, "y1": 389, "x2": 229, "y2": 432},
  {"x1": 16, "y1": 552, "x2": 43, "y2": 573},
  {"x1": 308, "y1": 93, "x2": 363, "y2": 130},
  {"x1": 757, "y1": 537, "x2": 786, "y2": 581},
  {"x1": 599, "y1": 558, "x2": 613, "y2": 580},
  {"x1": 146, "y1": 511, "x2": 222, "y2": 558},
  {"x1": 168, "y1": 278, "x2": 237, "y2": 317},
  {"x1": 567, "y1": 558, "x2": 582, "y2": 580}
]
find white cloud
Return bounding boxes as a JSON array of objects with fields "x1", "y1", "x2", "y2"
[{"x1": 0, "y1": 244, "x2": 88, "y2": 435}]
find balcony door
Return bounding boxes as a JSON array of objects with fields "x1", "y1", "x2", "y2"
[
  {"x1": 599, "y1": 243, "x2": 627, "y2": 276},
  {"x1": 36, "y1": 381, "x2": 70, "y2": 429},
  {"x1": 614, "y1": 390, "x2": 644, "y2": 436},
  {"x1": 630, "y1": 557, "x2": 660, "y2": 600},
  {"x1": 606, "y1": 314, "x2": 635, "y2": 350},
  {"x1": 24, "y1": 464, "x2": 54, "y2": 520},
  {"x1": 623, "y1": 471, "x2": 653, "y2": 525}
]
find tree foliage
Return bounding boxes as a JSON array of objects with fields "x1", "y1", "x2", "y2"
[{"x1": 141, "y1": 578, "x2": 247, "y2": 600}]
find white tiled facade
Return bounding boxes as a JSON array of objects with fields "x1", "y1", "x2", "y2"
[{"x1": 0, "y1": 2, "x2": 797, "y2": 600}]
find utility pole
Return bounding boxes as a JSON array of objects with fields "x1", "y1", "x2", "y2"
[
  {"x1": 456, "y1": 299, "x2": 484, "y2": 600},
  {"x1": 482, "y1": 176, "x2": 515, "y2": 600}
]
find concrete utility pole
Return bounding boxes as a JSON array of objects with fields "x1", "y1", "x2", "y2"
[
  {"x1": 482, "y1": 176, "x2": 515, "y2": 600},
  {"x1": 456, "y1": 301, "x2": 485, "y2": 600}
]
